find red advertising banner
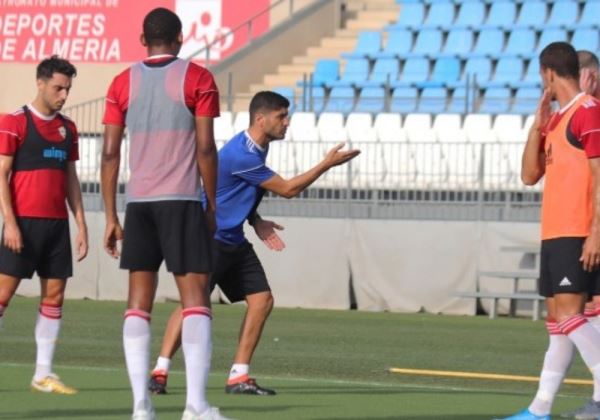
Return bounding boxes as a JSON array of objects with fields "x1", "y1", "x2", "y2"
[{"x1": 0, "y1": 0, "x2": 269, "y2": 63}]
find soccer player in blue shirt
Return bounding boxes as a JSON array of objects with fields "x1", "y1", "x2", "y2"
[{"x1": 148, "y1": 91, "x2": 359, "y2": 396}]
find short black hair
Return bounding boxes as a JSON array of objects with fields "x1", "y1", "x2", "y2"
[
  {"x1": 578, "y1": 50, "x2": 600, "y2": 70},
  {"x1": 249, "y1": 91, "x2": 290, "y2": 123},
  {"x1": 143, "y1": 8, "x2": 182, "y2": 46},
  {"x1": 539, "y1": 42, "x2": 579, "y2": 80},
  {"x1": 36, "y1": 55, "x2": 77, "y2": 80}
]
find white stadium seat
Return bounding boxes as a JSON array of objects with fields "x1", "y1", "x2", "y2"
[
  {"x1": 346, "y1": 113, "x2": 377, "y2": 143},
  {"x1": 463, "y1": 114, "x2": 495, "y2": 143},
  {"x1": 214, "y1": 111, "x2": 234, "y2": 142},
  {"x1": 77, "y1": 136, "x2": 100, "y2": 183},
  {"x1": 374, "y1": 113, "x2": 406, "y2": 142},
  {"x1": 233, "y1": 111, "x2": 250, "y2": 134},
  {"x1": 433, "y1": 114, "x2": 466, "y2": 143},
  {"x1": 403, "y1": 113, "x2": 436, "y2": 143},
  {"x1": 266, "y1": 140, "x2": 296, "y2": 179},
  {"x1": 317, "y1": 112, "x2": 347, "y2": 142},
  {"x1": 290, "y1": 112, "x2": 319, "y2": 141},
  {"x1": 494, "y1": 114, "x2": 524, "y2": 143}
]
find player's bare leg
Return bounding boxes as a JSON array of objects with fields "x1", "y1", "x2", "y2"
[
  {"x1": 225, "y1": 291, "x2": 276, "y2": 396},
  {"x1": 0, "y1": 273, "x2": 20, "y2": 329}
]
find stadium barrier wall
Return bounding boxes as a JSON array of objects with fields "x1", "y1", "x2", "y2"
[{"x1": 14, "y1": 212, "x2": 540, "y2": 316}]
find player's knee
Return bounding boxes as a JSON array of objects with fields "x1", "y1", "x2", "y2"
[
  {"x1": 41, "y1": 294, "x2": 64, "y2": 308},
  {"x1": 250, "y1": 292, "x2": 274, "y2": 316}
]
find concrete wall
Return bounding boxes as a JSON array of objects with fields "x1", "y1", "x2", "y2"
[{"x1": 14, "y1": 212, "x2": 541, "y2": 317}]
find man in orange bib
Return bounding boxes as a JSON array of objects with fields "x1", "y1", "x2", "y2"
[{"x1": 499, "y1": 42, "x2": 600, "y2": 420}]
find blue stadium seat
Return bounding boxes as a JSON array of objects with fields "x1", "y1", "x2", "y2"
[
  {"x1": 454, "y1": 1, "x2": 486, "y2": 28},
  {"x1": 536, "y1": 29, "x2": 569, "y2": 55},
  {"x1": 463, "y1": 57, "x2": 492, "y2": 86},
  {"x1": 479, "y1": 87, "x2": 511, "y2": 114},
  {"x1": 325, "y1": 87, "x2": 355, "y2": 114},
  {"x1": 572, "y1": 28, "x2": 600, "y2": 51},
  {"x1": 342, "y1": 31, "x2": 382, "y2": 59},
  {"x1": 467, "y1": 28, "x2": 505, "y2": 58},
  {"x1": 406, "y1": 29, "x2": 443, "y2": 57},
  {"x1": 514, "y1": 1, "x2": 548, "y2": 28},
  {"x1": 298, "y1": 59, "x2": 339, "y2": 87},
  {"x1": 327, "y1": 59, "x2": 370, "y2": 88},
  {"x1": 359, "y1": 58, "x2": 399, "y2": 88},
  {"x1": 273, "y1": 87, "x2": 296, "y2": 113},
  {"x1": 512, "y1": 87, "x2": 541, "y2": 115},
  {"x1": 483, "y1": 57, "x2": 524, "y2": 88},
  {"x1": 505, "y1": 29, "x2": 536, "y2": 57},
  {"x1": 513, "y1": 59, "x2": 540, "y2": 88},
  {"x1": 307, "y1": 87, "x2": 326, "y2": 113},
  {"x1": 388, "y1": 3, "x2": 425, "y2": 29},
  {"x1": 579, "y1": 2, "x2": 600, "y2": 29},
  {"x1": 355, "y1": 87, "x2": 386, "y2": 113},
  {"x1": 392, "y1": 57, "x2": 430, "y2": 87},
  {"x1": 375, "y1": 29, "x2": 413, "y2": 59},
  {"x1": 448, "y1": 87, "x2": 470, "y2": 114},
  {"x1": 391, "y1": 87, "x2": 418, "y2": 113},
  {"x1": 440, "y1": 29, "x2": 474, "y2": 57},
  {"x1": 418, "y1": 57, "x2": 461, "y2": 87},
  {"x1": 418, "y1": 87, "x2": 448, "y2": 113},
  {"x1": 482, "y1": 1, "x2": 516, "y2": 29},
  {"x1": 545, "y1": 0, "x2": 579, "y2": 28},
  {"x1": 422, "y1": 2, "x2": 455, "y2": 29}
]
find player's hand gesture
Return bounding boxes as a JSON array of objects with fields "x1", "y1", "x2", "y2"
[
  {"x1": 533, "y1": 88, "x2": 552, "y2": 132},
  {"x1": 75, "y1": 225, "x2": 89, "y2": 262},
  {"x1": 3, "y1": 221, "x2": 22, "y2": 253},
  {"x1": 581, "y1": 231, "x2": 600, "y2": 272},
  {"x1": 104, "y1": 220, "x2": 123, "y2": 259},
  {"x1": 253, "y1": 218, "x2": 285, "y2": 251},
  {"x1": 580, "y1": 67, "x2": 598, "y2": 96},
  {"x1": 323, "y1": 143, "x2": 361, "y2": 169}
]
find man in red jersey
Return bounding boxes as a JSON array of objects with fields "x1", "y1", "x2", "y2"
[
  {"x1": 101, "y1": 7, "x2": 231, "y2": 420},
  {"x1": 0, "y1": 55, "x2": 88, "y2": 395}
]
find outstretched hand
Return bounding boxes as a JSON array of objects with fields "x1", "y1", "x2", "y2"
[
  {"x1": 324, "y1": 143, "x2": 361, "y2": 168},
  {"x1": 253, "y1": 218, "x2": 285, "y2": 251}
]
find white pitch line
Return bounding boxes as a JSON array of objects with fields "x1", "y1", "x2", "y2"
[{"x1": 0, "y1": 362, "x2": 588, "y2": 400}]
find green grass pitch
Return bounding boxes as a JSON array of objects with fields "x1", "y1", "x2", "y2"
[{"x1": 0, "y1": 297, "x2": 594, "y2": 419}]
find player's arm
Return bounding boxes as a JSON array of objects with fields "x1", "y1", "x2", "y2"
[
  {"x1": 260, "y1": 143, "x2": 360, "y2": 199},
  {"x1": 249, "y1": 212, "x2": 285, "y2": 251},
  {"x1": 521, "y1": 89, "x2": 551, "y2": 185},
  {"x1": 582, "y1": 158, "x2": 600, "y2": 271},
  {"x1": 101, "y1": 124, "x2": 124, "y2": 258},
  {"x1": 195, "y1": 116, "x2": 218, "y2": 233},
  {"x1": 0, "y1": 155, "x2": 21, "y2": 253},
  {"x1": 66, "y1": 161, "x2": 88, "y2": 261}
]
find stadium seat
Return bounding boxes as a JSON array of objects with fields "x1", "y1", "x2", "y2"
[
  {"x1": 267, "y1": 140, "x2": 296, "y2": 179},
  {"x1": 482, "y1": 1, "x2": 516, "y2": 29},
  {"x1": 412, "y1": 144, "x2": 448, "y2": 187},
  {"x1": 391, "y1": 87, "x2": 418, "y2": 113},
  {"x1": 394, "y1": 57, "x2": 430, "y2": 87},
  {"x1": 422, "y1": 2, "x2": 455, "y2": 30},
  {"x1": 307, "y1": 86, "x2": 326, "y2": 113},
  {"x1": 444, "y1": 142, "x2": 481, "y2": 188},
  {"x1": 467, "y1": 28, "x2": 504, "y2": 58},
  {"x1": 571, "y1": 28, "x2": 599, "y2": 52},
  {"x1": 419, "y1": 57, "x2": 461, "y2": 87},
  {"x1": 417, "y1": 87, "x2": 448, "y2": 114},
  {"x1": 513, "y1": 59, "x2": 541, "y2": 88},
  {"x1": 579, "y1": 2, "x2": 600, "y2": 29},
  {"x1": 346, "y1": 113, "x2": 377, "y2": 143},
  {"x1": 406, "y1": 29, "x2": 443, "y2": 57},
  {"x1": 327, "y1": 59, "x2": 369, "y2": 88},
  {"x1": 289, "y1": 112, "x2": 319, "y2": 142},
  {"x1": 454, "y1": 1, "x2": 486, "y2": 28},
  {"x1": 463, "y1": 57, "x2": 492, "y2": 86},
  {"x1": 387, "y1": 2, "x2": 425, "y2": 29},
  {"x1": 523, "y1": 114, "x2": 535, "y2": 139},
  {"x1": 482, "y1": 142, "x2": 514, "y2": 188},
  {"x1": 359, "y1": 58, "x2": 399, "y2": 87},
  {"x1": 479, "y1": 87, "x2": 512, "y2": 114},
  {"x1": 536, "y1": 29, "x2": 569, "y2": 55},
  {"x1": 512, "y1": 87, "x2": 540, "y2": 115},
  {"x1": 375, "y1": 29, "x2": 413, "y2": 59},
  {"x1": 233, "y1": 111, "x2": 249, "y2": 134},
  {"x1": 433, "y1": 113, "x2": 466, "y2": 143},
  {"x1": 374, "y1": 113, "x2": 406, "y2": 142},
  {"x1": 403, "y1": 113, "x2": 436, "y2": 143},
  {"x1": 448, "y1": 87, "x2": 471, "y2": 114},
  {"x1": 545, "y1": 0, "x2": 579, "y2": 28},
  {"x1": 483, "y1": 57, "x2": 524, "y2": 88},
  {"x1": 514, "y1": 1, "x2": 548, "y2": 28},
  {"x1": 494, "y1": 114, "x2": 525, "y2": 143},
  {"x1": 77, "y1": 136, "x2": 100, "y2": 183},
  {"x1": 273, "y1": 87, "x2": 296, "y2": 114},
  {"x1": 342, "y1": 31, "x2": 382, "y2": 59},
  {"x1": 324, "y1": 87, "x2": 355, "y2": 114},
  {"x1": 299, "y1": 59, "x2": 339, "y2": 87},
  {"x1": 214, "y1": 111, "x2": 234, "y2": 142},
  {"x1": 317, "y1": 112, "x2": 346, "y2": 143},
  {"x1": 440, "y1": 29, "x2": 474, "y2": 57},
  {"x1": 355, "y1": 87, "x2": 386, "y2": 113},
  {"x1": 464, "y1": 114, "x2": 495, "y2": 142},
  {"x1": 504, "y1": 29, "x2": 536, "y2": 57}
]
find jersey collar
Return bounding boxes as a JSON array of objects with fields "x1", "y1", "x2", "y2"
[
  {"x1": 27, "y1": 103, "x2": 56, "y2": 121},
  {"x1": 244, "y1": 130, "x2": 266, "y2": 153},
  {"x1": 559, "y1": 92, "x2": 585, "y2": 115}
]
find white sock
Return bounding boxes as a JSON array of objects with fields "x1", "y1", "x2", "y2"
[
  {"x1": 0, "y1": 301, "x2": 6, "y2": 329},
  {"x1": 34, "y1": 304, "x2": 62, "y2": 381},
  {"x1": 229, "y1": 363, "x2": 249, "y2": 382},
  {"x1": 123, "y1": 309, "x2": 151, "y2": 412},
  {"x1": 528, "y1": 319, "x2": 574, "y2": 416},
  {"x1": 153, "y1": 356, "x2": 171, "y2": 373},
  {"x1": 560, "y1": 315, "x2": 600, "y2": 402},
  {"x1": 182, "y1": 307, "x2": 212, "y2": 414}
]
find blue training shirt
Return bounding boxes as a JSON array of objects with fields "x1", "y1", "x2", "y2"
[{"x1": 209, "y1": 131, "x2": 275, "y2": 245}]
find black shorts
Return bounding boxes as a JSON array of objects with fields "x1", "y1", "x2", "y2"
[
  {"x1": 120, "y1": 201, "x2": 212, "y2": 274},
  {"x1": 210, "y1": 240, "x2": 270, "y2": 303},
  {"x1": 0, "y1": 217, "x2": 72, "y2": 280},
  {"x1": 539, "y1": 237, "x2": 600, "y2": 297}
]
